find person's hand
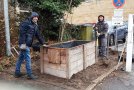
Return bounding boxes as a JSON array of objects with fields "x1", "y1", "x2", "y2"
[
  {"x1": 43, "y1": 44, "x2": 48, "y2": 47},
  {"x1": 95, "y1": 27, "x2": 98, "y2": 30},
  {"x1": 97, "y1": 32, "x2": 100, "y2": 36},
  {"x1": 20, "y1": 44, "x2": 26, "y2": 50}
]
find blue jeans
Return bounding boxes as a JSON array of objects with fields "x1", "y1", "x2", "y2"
[{"x1": 15, "y1": 47, "x2": 32, "y2": 76}]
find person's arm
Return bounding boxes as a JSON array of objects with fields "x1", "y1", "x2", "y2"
[
  {"x1": 100, "y1": 23, "x2": 108, "y2": 35},
  {"x1": 104, "y1": 23, "x2": 108, "y2": 33},
  {"x1": 19, "y1": 22, "x2": 29, "y2": 50},
  {"x1": 93, "y1": 24, "x2": 100, "y2": 37},
  {"x1": 35, "y1": 29, "x2": 45, "y2": 45},
  {"x1": 93, "y1": 24, "x2": 98, "y2": 31},
  {"x1": 19, "y1": 22, "x2": 29, "y2": 44}
]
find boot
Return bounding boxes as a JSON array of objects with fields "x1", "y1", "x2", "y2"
[
  {"x1": 14, "y1": 72, "x2": 25, "y2": 78},
  {"x1": 102, "y1": 61, "x2": 109, "y2": 67},
  {"x1": 27, "y1": 74, "x2": 38, "y2": 80},
  {"x1": 101, "y1": 57, "x2": 110, "y2": 67}
]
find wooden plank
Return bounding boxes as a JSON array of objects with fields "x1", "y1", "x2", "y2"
[
  {"x1": 85, "y1": 54, "x2": 95, "y2": 68},
  {"x1": 44, "y1": 63, "x2": 66, "y2": 71},
  {"x1": 69, "y1": 52, "x2": 83, "y2": 63},
  {"x1": 77, "y1": 58, "x2": 83, "y2": 66},
  {"x1": 44, "y1": 66, "x2": 67, "y2": 78},
  {"x1": 60, "y1": 49, "x2": 67, "y2": 64},
  {"x1": 85, "y1": 62, "x2": 123, "y2": 90},
  {"x1": 77, "y1": 64, "x2": 84, "y2": 72},
  {"x1": 70, "y1": 59, "x2": 83, "y2": 76},
  {"x1": 69, "y1": 60, "x2": 78, "y2": 71},
  {"x1": 70, "y1": 69, "x2": 78, "y2": 77},
  {"x1": 69, "y1": 46, "x2": 83, "y2": 55},
  {"x1": 48, "y1": 48, "x2": 61, "y2": 64},
  {"x1": 85, "y1": 49, "x2": 95, "y2": 55},
  {"x1": 84, "y1": 41, "x2": 95, "y2": 49}
]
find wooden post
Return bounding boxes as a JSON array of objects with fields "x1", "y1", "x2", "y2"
[
  {"x1": 66, "y1": 49, "x2": 70, "y2": 79},
  {"x1": 126, "y1": 14, "x2": 133, "y2": 72}
]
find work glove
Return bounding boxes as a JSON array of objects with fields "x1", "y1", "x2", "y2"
[
  {"x1": 43, "y1": 44, "x2": 48, "y2": 47},
  {"x1": 97, "y1": 32, "x2": 100, "y2": 37},
  {"x1": 20, "y1": 44, "x2": 27, "y2": 50},
  {"x1": 95, "y1": 27, "x2": 98, "y2": 30},
  {"x1": 32, "y1": 42, "x2": 47, "y2": 52}
]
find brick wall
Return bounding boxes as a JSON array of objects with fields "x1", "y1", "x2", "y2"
[{"x1": 67, "y1": 0, "x2": 134, "y2": 24}]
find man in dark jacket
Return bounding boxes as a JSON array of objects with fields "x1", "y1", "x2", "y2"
[
  {"x1": 15, "y1": 12, "x2": 44, "y2": 79},
  {"x1": 94, "y1": 15, "x2": 108, "y2": 61}
]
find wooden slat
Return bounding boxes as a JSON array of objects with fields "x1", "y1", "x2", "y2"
[
  {"x1": 69, "y1": 52, "x2": 83, "y2": 63},
  {"x1": 85, "y1": 48, "x2": 95, "y2": 55},
  {"x1": 84, "y1": 41, "x2": 95, "y2": 49},
  {"x1": 69, "y1": 45, "x2": 83, "y2": 55}
]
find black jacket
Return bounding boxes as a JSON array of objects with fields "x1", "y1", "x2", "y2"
[{"x1": 18, "y1": 18, "x2": 44, "y2": 47}]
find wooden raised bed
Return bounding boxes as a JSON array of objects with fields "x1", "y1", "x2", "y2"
[{"x1": 40, "y1": 40, "x2": 95, "y2": 79}]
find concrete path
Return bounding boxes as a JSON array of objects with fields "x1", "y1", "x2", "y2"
[{"x1": 94, "y1": 64, "x2": 134, "y2": 90}]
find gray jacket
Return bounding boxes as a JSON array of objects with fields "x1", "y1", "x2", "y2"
[{"x1": 94, "y1": 21, "x2": 108, "y2": 37}]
